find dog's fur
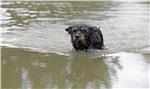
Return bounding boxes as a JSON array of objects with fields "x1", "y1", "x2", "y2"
[{"x1": 65, "y1": 24, "x2": 104, "y2": 50}]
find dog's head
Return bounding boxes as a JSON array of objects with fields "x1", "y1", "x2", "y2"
[{"x1": 65, "y1": 25, "x2": 99, "y2": 50}]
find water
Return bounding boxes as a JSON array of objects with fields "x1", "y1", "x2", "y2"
[{"x1": 1, "y1": 1, "x2": 150, "y2": 89}]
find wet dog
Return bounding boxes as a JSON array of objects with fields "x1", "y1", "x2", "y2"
[{"x1": 65, "y1": 24, "x2": 104, "y2": 51}]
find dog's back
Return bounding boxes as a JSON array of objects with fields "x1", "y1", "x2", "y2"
[{"x1": 89, "y1": 29, "x2": 104, "y2": 49}]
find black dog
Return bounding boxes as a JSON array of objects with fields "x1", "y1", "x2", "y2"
[{"x1": 65, "y1": 24, "x2": 104, "y2": 50}]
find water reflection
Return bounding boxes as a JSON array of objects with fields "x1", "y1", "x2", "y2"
[
  {"x1": 66, "y1": 54, "x2": 112, "y2": 89},
  {"x1": 2, "y1": 47, "x2": 122, "y2": 89},
  {"x1": 21, "y1": 68, "x2": 32, "y2": 89}
]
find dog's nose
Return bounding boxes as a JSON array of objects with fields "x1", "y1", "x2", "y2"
[{"x1": 75, "y1": 35, "x2": 81, "y2": 39}]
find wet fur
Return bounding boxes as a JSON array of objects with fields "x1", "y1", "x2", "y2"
[{"x1": 65, "y1": 24, "x2": 104, "y2": 50}]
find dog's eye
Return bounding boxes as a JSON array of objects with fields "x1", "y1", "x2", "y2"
[
  {"x1": 72, "y1": 28, "x2": 78, "y2": 32},
  {"x1": 81, "y1": 28, "x2": 88, "y2": 32}
]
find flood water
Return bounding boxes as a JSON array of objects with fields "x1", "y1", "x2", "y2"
[{"x1": 1, "y1": 1, "x2": 150, "y2": 89}]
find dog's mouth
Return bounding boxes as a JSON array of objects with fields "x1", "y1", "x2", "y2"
[
  {"x1": 74, "y1": 38, "x2": 81, "y2": 42},
  {"x1": 73, "y1": 39, "x2": 85, "y2": 47}
]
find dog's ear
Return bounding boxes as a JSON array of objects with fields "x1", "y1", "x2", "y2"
[
  {"x1": 65, "y1": 26, "x2": 72, "y2": 34},
  {"x1": 89, "y1": 27, "x2": 100, "y2": 34}
]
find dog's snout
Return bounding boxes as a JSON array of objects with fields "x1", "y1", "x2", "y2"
[
  {"x1": 75, "y1": 35, "x2": 81, "y2": 38},
  {"x1": 74, "y1": 31, "x2": 81, "y2": 39}
]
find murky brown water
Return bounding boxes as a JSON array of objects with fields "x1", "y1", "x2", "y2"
[{"x1": 1, "y1": 1, "x2": 150, "y2": 89}]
